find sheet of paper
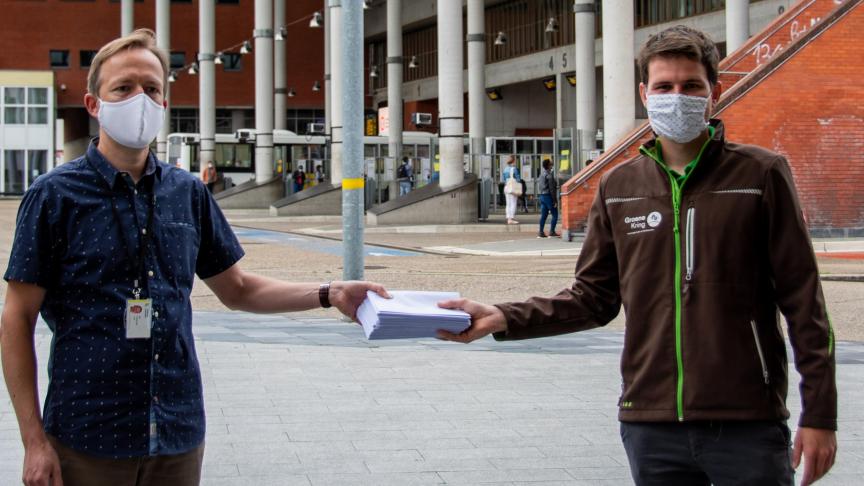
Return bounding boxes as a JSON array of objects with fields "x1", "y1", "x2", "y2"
[{"x1": 357, "y1": 290, "x2": 471, "y2": 340}]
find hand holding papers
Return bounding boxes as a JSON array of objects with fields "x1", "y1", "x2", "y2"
[{"x1": 357, "y1": 290, "x2": 471, "y2": 340}]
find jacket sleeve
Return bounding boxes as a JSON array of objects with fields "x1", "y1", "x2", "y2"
[
  {"x1": 494, "y1": 182, "x2": 621, "y2": 340},
  {"x1": 763, "y1": 156, "x2": 837, "y2": 430}
]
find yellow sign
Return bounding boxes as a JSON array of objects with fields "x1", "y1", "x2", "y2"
[
  {"x1": 560, "y1": 150, "x2": 571, "y2": 171},
  {"x1": 342, "y1": 177, "x2": 365, "y2": 190}
]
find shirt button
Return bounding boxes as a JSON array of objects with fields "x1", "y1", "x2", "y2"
[
  {"x1": 154, "y1": 354, "x2": 159, "y2": 362},
  {"x1": 142, "y1": 228, "x2": 147, "y2": 235},
  {"x1": 148, "y1": 270, "x2": 154, "y2": 277},
  {"x1": 154, "y1": 311, "x2": 159, "y2": 318},
  {"x1": 153, "y1": 396, "x2": 159, "y2": 403}
]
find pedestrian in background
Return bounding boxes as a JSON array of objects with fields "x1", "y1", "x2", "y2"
[
  {"x1": 0, "y1": 29, "x2": 389, "y2": 486},
  {"x1": 502, "y1": 156, "x2": 521, "y2": 225},
  {"x1": 202, "y1": 161, "x2": 217, "y2": 193},
  {"x1": 292, "y1": 165, "x2": 306, "y2": 193},
  {"x1": 537, "y1": 158, "x2": 558, "y2": 238},
  {"x1": 440, "y1": 25, "x2": 836, "y2": 486},
  {"x1": 397, "y1": 157, "x2": 413, "y2": 196}
]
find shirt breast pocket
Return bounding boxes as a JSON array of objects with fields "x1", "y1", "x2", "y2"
[{"x1": 158, "y1": 220, "x2": 200, "y2": 287}]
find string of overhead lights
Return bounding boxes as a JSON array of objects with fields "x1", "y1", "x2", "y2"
[{"x1": 168, "y1": 9, "x2": 324, "y2": 92}]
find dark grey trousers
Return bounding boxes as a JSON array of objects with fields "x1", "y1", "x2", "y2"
[{"x1": 620, "y1": 421, "x2": 794, "y2": 486}]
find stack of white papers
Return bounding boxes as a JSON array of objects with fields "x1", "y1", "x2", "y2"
[{"x1": 357, "y1": 290, "x2": 471, "y2": 340}]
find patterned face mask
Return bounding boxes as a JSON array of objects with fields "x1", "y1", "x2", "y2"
[{"x1": 646, "y1": 94, "x2": 710, "y2": 144}]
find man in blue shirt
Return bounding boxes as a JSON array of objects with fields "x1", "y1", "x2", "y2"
[{"x1": 0, "y1": 29, "x2": 388, "y2": 486}]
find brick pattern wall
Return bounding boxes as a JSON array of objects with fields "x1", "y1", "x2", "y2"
[{"x1": 563, "y1": 1, "x2": 864, "y2": 233}]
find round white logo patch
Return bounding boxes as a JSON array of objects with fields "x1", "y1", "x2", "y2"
[{"x1": 647, "y1": 211, "x2": 662, "y2": 228}]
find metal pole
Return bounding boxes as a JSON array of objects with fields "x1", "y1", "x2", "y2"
[
  {"x1": 437, "y1": 0, "x2": 464, "y2": 189},
  {"x1": 199, "y1": 0, "x2": 216, "y2": 177},
  {"x1": 726, "y1": 0, "x2": 749, "y2": 54},
  {"x1": 324, "y1": 3, "x2": 331, "y2": 136},
  {"x1": 601, "y1": 0, "x2": 634, "y2": 150},
  {"x1": 274, "y1": 0, "x2": 287, "y2": 131},
  {"x1": 329, "y1": 0, "x2": 344, "y2": 184},
  {"x1": 254, "y1": 0, "x2": 274, "y2": 183},
  {"x1": 467, "y1": 0, "x2": 486, "y2": 172},
  {"x1": 156, "y1": 0, "x2": 170, "y2": 162},
  {"x1": 575, "y1": 0, "x2": 597, "y2": 164},
  {"x1": 121, "y1": 0, "x2": 134, "y2": 36},
  {"x1": 341, "y1": 0, "x2": 364, "y2": 281},
  {"x1": 387, "y1": 0, "x2": 403, "y2": 197}
]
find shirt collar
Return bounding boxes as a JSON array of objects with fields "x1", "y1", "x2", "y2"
[{"x1": 86, "y1": 138, "x2": 162, "y2": 189}]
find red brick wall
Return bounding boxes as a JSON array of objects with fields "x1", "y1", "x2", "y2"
[
  {"x1": 0, "y1": 0, "x2": 325, "y2": 109},
  {"x1": 563, "y1": 2, "x2": 864, "y2": 232}
]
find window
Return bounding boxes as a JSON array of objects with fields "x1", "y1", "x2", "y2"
[
  {"x1": 3, "y1": 150, "x2": 26, "y2": 194},
  {"x1": 170, "y1": 108, "x2": 198, "y2": 134},
  {"x1": 50, "y1": 50, "x2": 70, "y2": 68},
  {"x1": 222, "y1": 53, "x2": 242, "y2": 72},
  {"x1": 80, "y1": 50, "x2": 97, "y2": 68},
  {"x1": 29, "y1": 151, "x2": 49, "y2": 181},
  {"x1": 170, "y1": 52, "x2": 186, "y2": 69},
  {"x1": 215, "y1": 109, "x2": 233, "y2": 134},
  {"x1": 4, "y1": 107, "x2": 25, "y2": 124},
  {"x1": 5, "y1": 87, "x2": 25, "y2": 104}
]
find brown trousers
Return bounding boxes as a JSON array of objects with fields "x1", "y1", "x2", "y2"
[{"x1": 48, "y1": 436, "x2": 204, "y2": 486}]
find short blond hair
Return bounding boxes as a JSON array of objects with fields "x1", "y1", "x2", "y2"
[{"x1": 87, "y1": 28, "x2": 169, "y2": 96}]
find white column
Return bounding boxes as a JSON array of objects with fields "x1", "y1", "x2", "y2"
[
  {"x1": 156, "y1": 0, "x2": 170, "y2": 162},
  {"x1": 467, "y1": 0, "x2": 485, "y2": 163},
  {"x1": 121, "y1": 0, "x2": 134, "y2": 36},
  {"x1": 575, "y1": 0, "x2": 597, "y2": 162},
  {"x1": 726, "y1": 0, "x2": 749, "y2": 54},
  {"x1": 601, "y1": 0, "x2": 634, "y2": 150},
  {"x1": 436, "y1": 0, "x2": 464, "y2": 189},
  {"x1": 274, "y1": 0, "x2": 286, "y2": 131},
  {"x1": 199, "y1": 0, "x2": 216, "y2": 176},
  {"x1": 341, "y1": 0, "x2": 364, "y2": 281},
  {"x1": 386, "y1": 0, "x2": 403, "y2": 164},
  {"x1": 324, "y1": 4, "x2": 331, "y2": 136},
  {"x1": 254, "y1": 0, "x2": 274, "y2": 183},
  {"x1": 329, "y1": 0, "x2": 343, "y2": 184}
]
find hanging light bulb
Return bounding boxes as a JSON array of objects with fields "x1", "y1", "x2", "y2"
[
  {"x1": 545, "y1": 17, "x2": 559, "y2": 34},
  {"x1": 312, "y1": 80, "x2": 321, "y2": 92},
  {"x1": 240, "y1": 40, "x2": 252, "y2": 55},
  {"x1": 287, "y1": 88, "x2": 296, "y2": 98},
  {"x1": 408, "y1": 55, "x2": 418, "y2": 69},
  {"x1": 168, "y1": 71, "x2": 177, "y2": 83},
  {"x1": 494, "y1": 31, "x2": 508, "y2": 46},
  {"x1": 309, "y1": 11, "x2": 322, "y2": 28},
  {"x1": 363, "y1": 0, "x2": 372, "y2": 9},
  {"x1": 275, "y1": 27, "x2": 287, "y2": 41},
  {"x1": 370, "y1": 65, "x2": 379, "y2": 78},
  {"x1": 188, "y1": 63, "x2": 198, "y2": 75},
  {"x1": 214, "y1": 52, "x2": 223, "y2": 65}
]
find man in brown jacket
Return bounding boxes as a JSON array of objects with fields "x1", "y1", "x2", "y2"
[{"x1": 439, "y1": 26, "x2": 836, "y2": 486}]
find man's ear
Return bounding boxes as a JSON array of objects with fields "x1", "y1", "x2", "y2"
[
  {"x1": 639, "y1": 82, "x2": 648, "y2": 108},
  {"x1": 84, "y1": 93, "x2": 100, "y2": 119}
]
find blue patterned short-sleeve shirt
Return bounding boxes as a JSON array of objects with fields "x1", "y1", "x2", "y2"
[{"x1": 4, "y1": 140, "x2": 244, "y2": 458}]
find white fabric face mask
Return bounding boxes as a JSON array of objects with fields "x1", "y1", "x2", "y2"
[
  {"x1": 98, "y1": 93, "x2": 165, "y2": 149},
  {"x1": 646, "y1": 94, "x2": 710, "y2": 144}
]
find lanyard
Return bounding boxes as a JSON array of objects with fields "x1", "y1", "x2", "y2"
[{"x1": 109, "y1": 180, "x2": 156, "y2": 299}]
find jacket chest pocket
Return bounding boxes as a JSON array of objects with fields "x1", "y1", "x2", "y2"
[{"x1": 157, "y1": 221, "x2": 200, "y2": 285}]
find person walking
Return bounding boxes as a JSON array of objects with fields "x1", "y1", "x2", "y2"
[
  {"x1": 202, "y1": 162, "x2": 217, "y2": 193},
  {"x1": 438, "y1": 26, "x2": 836, "y2": 486},
  {"x1": 537, "y1": 159, "x2": 558, "y2": 238},
  {"x1": 292, "y1": 165, "x2": 306, "y2": 193},
  {"x1": 315, "y1": 164, "x2": 325, "y2": 184},
  {"x1": 1, "y1": 29, "x2": 389, "y2": 486},
  {"x1": 502, "y1": 156, "x2": 521, "y2": 225},
  {"x1": 397, "y1": 157, "x2": 413, "y2": 196}
]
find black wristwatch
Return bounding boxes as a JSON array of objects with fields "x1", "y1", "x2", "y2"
[{"x1": 318, "y1": 282, "x2": 332, "y2": 308}]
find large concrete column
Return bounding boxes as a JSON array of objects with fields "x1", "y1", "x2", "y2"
[
  {"x1": 386, "y1": 0, "x2": 403, "y2": 165},
  {"x1": 387, "y1": 0, "x2": 403, "y2": 198},
  {"x1": 199, "y1": 0, "x2": 216, "y2": 175},
  {"x1": 324, "y1": 5, "x2": 331, "y2": 135},
  {"x1": 726, "y1": 0, "x2": 749, "y2": 54},
  {"x1": 467, "y1": 0, "x2": 485, "y2": 162},
  {"x1": 121, "y1": 0, "x2": 133, "y2": 35},
  {"x1": 341, "y1": 0, "x2": 364, "y2": 281},
  {"x1": 274, "y1": 0, "x2": 286, "y2": 131},
  {"x1": 601, "y1": 0, "x2": 634, "y2": 150},
  {"x1": 436, "y1": 0, "x2": 464, "y2": 189},
  {"x1": 156, "y1": 0, "x2": 170, "y2": 162},
  {"x1": 575, "y1": 0, "x2": 597, "y2": 162},
  {"x1": 329, "y1": 0, "x2": 343, "y2": 184},
  {"x1": 254, "y1": 0, "x2": 274, "y2": 183}
]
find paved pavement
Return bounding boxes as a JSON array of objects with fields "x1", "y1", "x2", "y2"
[{"x1": 1, "y1": 312, "x2": 863, "y2": 485}]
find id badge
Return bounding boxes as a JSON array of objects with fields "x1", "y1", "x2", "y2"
[{"x1": 125, "y1": 298, "x2": 153, "y2": 339}]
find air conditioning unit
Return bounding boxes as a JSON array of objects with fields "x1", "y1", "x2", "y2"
[
  {"x1": 411, "y1": 112, "x2": 433, "y2": 126},
  {"x1": 182, "y1": 136, "x2": 197, "y2": 144},
  {"x1": 307, "y1": 122, "x2": 325, "y2": 134},
  {"x1": 235, "y1": 129, "x2": 256, "y2": 142}
]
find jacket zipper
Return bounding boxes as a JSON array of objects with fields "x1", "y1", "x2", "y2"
[
  {"x1": 670, "y1": 179, "x2": 685, "y2": 421},
  {"x1": 749, "y1": 319, "x2": 770, "y2": 385},
  {"x1": 685, "y1": 204, "x2": 695, "y2": 281}
]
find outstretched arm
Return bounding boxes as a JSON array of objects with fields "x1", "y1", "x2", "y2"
[{"x1": 204, "y1": 264, "x2": 390, "y2": 321}]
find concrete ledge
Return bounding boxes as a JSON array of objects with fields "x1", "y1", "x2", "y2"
[
  {"x1": 270, "y1": 183, "x2": 342, "y2": 216},
  {"x1": 214, "y1": 176, "x2": 283, "y2": 209},
  {"x1": 367, "y1": 174, "x2": 478, "y2": 225}
]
